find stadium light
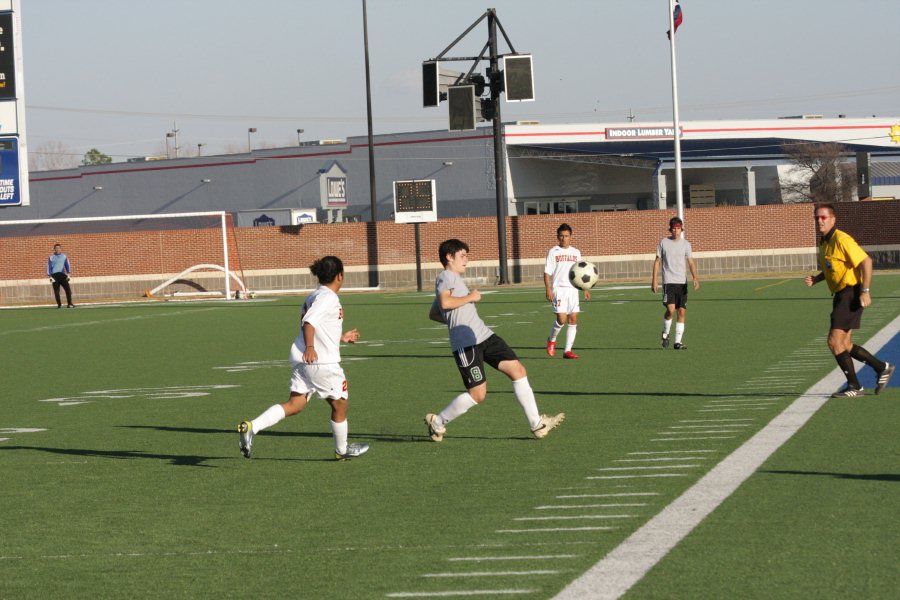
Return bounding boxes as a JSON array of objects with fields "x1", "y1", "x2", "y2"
[
  {"x1": 297, "y1": 128, "x2": 305, "y2": 146},
  {"x1": 247, "y1": 127, "x2": 257, "y2": 152},
  {"x1": 197, "y1": 143, "x2": 206, "y2": 156}
]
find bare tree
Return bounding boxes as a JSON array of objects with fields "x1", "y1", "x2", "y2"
[
  {"x1": 779, "y1": 141, "x2": 856, "y2": 203},
  {"x1": 28, "y1": 140, "x2": 81, "y2": 172}
]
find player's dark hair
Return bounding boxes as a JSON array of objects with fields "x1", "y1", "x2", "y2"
[
  {"x1": 815, "y1": 203, "x2": 836, "y2": 216},
  {"x1": 557, "y1": 223, "x2": 572, "y2": 236},
  {"x1": 309, "y1": 256, "x2": 344, "y2": 284},
  {"x1": 668, "y1": 216, "x2": 683, "y2": 231},
  {"x1": 439, "y1": 239, "x2": 469, "y2": 267}
]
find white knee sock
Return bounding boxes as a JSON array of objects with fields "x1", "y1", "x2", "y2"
[
  {"x1": 565, "y1": 324, "x2": 578, "y2": 352},
  {"x1": 330, "y1": 419, "x2": 348, "y2": 454},
  {"x1": 548, "y1": 321, "x2": 563, "y2": 342},
  {"x1": 675, "y1": 322, "x2": 685, "y2": 344},
  {"x1": 512, "y1": 377, "x2": 541, "y2": 429},
  {"x1": 437, "y1": 392, "x2": 477, "y2": 426},
  {"x1": 662, "y1": 319, "x2": 673, "y2": 337},
  {"x1": 252, "y1": 404, "x2": 286, "y2": 433}
]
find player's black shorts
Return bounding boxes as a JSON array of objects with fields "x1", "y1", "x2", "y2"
[
  {"x1": 831, "y1": 284, "x2": 863, "y2": 331},
  {"x1": 453, "y1": 334, "x2": 518, "y2": 389},
  {"x1": 662, "y1": 283, "x2": 689, "y2": 309}
]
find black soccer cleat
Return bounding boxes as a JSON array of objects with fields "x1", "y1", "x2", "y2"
[
  {"x1": 661, "y1": 335, "x2": 669, "y2": 349},
  {"x1": 875, "y1": 363, "x2": 894, "y2": 395},
  {"x1": 673, "y1": 342, "x2": 686, "y2": 350}
]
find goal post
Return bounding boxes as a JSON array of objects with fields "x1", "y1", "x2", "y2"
[{"x1": 0, "y1": 211, "x2": 246, "y2": 306}]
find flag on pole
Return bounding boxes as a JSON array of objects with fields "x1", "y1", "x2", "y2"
[{"x1": 667, "y1": 1, "x2": 683, "y2": 39}]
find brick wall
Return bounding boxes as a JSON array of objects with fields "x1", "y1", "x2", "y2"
[{"x1": 2, "y1": 202, "x2": 898, "y2": 304}]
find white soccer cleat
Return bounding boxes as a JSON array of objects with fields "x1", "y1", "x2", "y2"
[
  {"x1": 424, "y1": 413, "x2": 446, "y2": 442},
  {"x1": 335, "y1": 442, "x2": 370, "y2": 461},
  {"x1": 532, "y1": 413, "x2": 565, "y2": 439},
  {"x1": 238, "y1": 420, "x2": 254, "y2": 458}
]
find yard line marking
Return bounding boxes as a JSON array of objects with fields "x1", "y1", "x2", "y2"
[
  {"x1": 513, "y1": 515, "x2": 636, "y2": 521},
  {"x1": 387, "y1": 589, "x2": 537, "y2": 597},
  {"x1": 536, "y1": 504, "x2": 647, "y2": 510},
  {"x1": 595, "y1": 465, "x2": 700, "y2": 471},
  {"x1": 497, "y1": 526, "x2": 618, "y2": 533},
  {"x1": 552, "y1": 314, "x2": 899, "y2": 600},
  {"x1": 586, "y1": 474, "x2": 688, "y2": 479},
  {"x1": 0, "y1": 307, "x2": 221, "y2": 337},
  {"x1": 422, "y1": 570, "x2": 559, "y2": 578},
  {"x1": 678, "y1": 419, "x2": 754, "y2": 423},
  {"x1": 448, "y1": 555, "x2": 579, "y2": 562},
  {"x1": 650, "y1": 436, "x2": 735, "y2": 442},
  {"x1": 656, "y1": 430, "x2": 742, "y2": 434},
  {"x1": 668, "y1": 424, "x2": 751, "y2": 429},
  {"x1": 555, "y1": 493, "x2": 660, "y2": 499},
  {"x1": 614, "y1": 457, "x2": 708, "y2": 462},
  {"x1": 627, "y1": 449, "x2": 718, "y2": 454}
]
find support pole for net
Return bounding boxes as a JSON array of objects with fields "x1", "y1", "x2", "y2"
[{"x1": 221, "y1": 212, "x2": 232, "y2": 299}]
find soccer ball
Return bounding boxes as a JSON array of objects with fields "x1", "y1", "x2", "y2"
[{"x1": 569, "y1": 260, "x2": 599, "y2": 290}]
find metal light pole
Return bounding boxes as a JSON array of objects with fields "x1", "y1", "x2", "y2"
[
  {"x1": 197, "y1": 143, "x2": 206, "y2": 156},
  {"x1": 247, "y1": 127, "x2": 257, "y2": 152},
  {"x1": 487, "y1": 9, "x2": 509, "y2": 284},
  {"x1": 362, "y1": 0, "x2": 379, "y2": 287},
  {"x1": 296, "y1": 128, "x2": 305, "y2": 146}
]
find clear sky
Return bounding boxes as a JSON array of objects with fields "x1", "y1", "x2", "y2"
[{"x1": 20, "y1": 0, "x2": 900, "y2": 163}]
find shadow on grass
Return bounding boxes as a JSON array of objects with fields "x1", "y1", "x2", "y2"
[
  {"x1": 762, "y1": 469, "x2": 900, "y2": 483},
  {"x1": 0, "y1": 445, "x2": 219, "y2": 467},
  {"x1": 120, "y1": 424, "x2": 428, "y2": 444}
]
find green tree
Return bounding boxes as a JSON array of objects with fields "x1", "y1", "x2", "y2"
[{"x1": 82, "y1": 148, "x2": 113, "y2": 166}]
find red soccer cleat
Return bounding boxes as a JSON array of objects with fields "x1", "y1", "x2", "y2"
[
  {"x1": 563, "y1": 351, "x2": 579, "y2": 360},
  {"x1": 546, "y1": 340, "x2": 556, "y2": 357}
]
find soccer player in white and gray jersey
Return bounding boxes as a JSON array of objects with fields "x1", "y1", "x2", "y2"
[
  {"x1": 424, "y1": 238, "x2": 565, "y2": 442},
  {"x1": 651, "y1": 216, "x2": 699, "y2": 349}
]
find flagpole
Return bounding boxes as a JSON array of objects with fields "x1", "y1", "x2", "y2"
[{"x1": 668, "y1": 0, "x2": 684, "y2": 222}]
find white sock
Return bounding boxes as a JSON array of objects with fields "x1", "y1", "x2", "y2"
[
  {"x1": 564, "y1": 324, "x2": 577, "y2": 352},
  {"x1": 662, "y1": 319, "x2": 672, "y2": 337},
  {"x1": 548, "y1": 321, "x2": 563, "y2": 342},
  {"x1": 512, "y1": 377, "x2": 541, "y2": 429},
  {"x1": 675, "y1": 322, "x2": 685, "y2": 344},
  {"x1": 330, "y1": 419, "x2": 348, "y2": 454},
  {"x1": 437, "y1": 392, "x2": 478, "y2": 426},
  {"x1": 251, "y1": 404, "x2": 286, "y2": 434}
]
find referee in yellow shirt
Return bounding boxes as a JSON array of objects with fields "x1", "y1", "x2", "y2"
[{"x1": 805, "y1": 203, "x2": 894, "y2": 397}]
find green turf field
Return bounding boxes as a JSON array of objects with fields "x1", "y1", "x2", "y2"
[{"x1": 2, "y1": 275, "x2": 898, "y2": 599}]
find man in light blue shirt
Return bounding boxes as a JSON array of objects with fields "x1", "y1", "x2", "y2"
[{"x1": 47, "y1": 243, "x2": 75, "y2": 308}]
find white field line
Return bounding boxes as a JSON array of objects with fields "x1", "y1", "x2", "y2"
[
  {"x1": 595, "y1": 465, "x2": 700, "y2": 471},
  {"x1": 535, "y1": 504, "x2": 647, "y2": 510},
  {"x1": 613, "y1": 457, "x2": 708, "y2": 462},
  {"x1": 421, "y1": 570, "x2": 559, "y2": 578},
  {"x1": 0, "y1": 307, "x2": 221, "y2": 337},
  {"x1": 513, "y1": 515, "x2": 636, "y2": 522},
  {"x1": 676, "y1": 420, "x2": 754, "y2": 424},
  {"x1": 586, "y1": 474, "x2": 689, "y2": 479},
  {"x1": 555, "y1": 493, "x2": 661, "y2": 499},
  {"x1": 654, "y1": 430, "x2": 742, "y2": 435},
  {"x1": 668, "y1": 424, "x2": 752, "y2": 428},
  {"x1": 627, "y1": 449, "x2": 719, "y2": 454},
  {"x1": 650, "y1": 437, "x2": 736, "y2": 442},
  {"x1": 447, "y1": 555, "x2": 579, "y2": 562},
  {"x1": 496, "y1": 526, "x2": 618, "y2": 534},
  {"x1": 387, "y1": 589, "x2": 537, "y2": 597},
  {"x1": 552, "y1": 314, "x2": 900, "y2": 600}
]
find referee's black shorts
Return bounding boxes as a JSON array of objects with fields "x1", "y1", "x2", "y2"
[{"x1": 831, "y1": 284, "x2": 863, "y2": 331}]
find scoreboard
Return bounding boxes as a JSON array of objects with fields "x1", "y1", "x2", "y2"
[{"x1": 393, "y1": 179, "x2": 436, "y2": 223}]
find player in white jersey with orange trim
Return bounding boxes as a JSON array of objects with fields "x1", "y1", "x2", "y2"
[
  {"x1": 544, "y1": 223, "x2": 590, "y2": 359},
  {"x1": 238, "y1": 256, "x2": 369, "y2": 461}
]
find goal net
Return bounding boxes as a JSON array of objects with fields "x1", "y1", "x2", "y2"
[{"x1": 0, "y1": 211, "x2": 246, "y2": 306}]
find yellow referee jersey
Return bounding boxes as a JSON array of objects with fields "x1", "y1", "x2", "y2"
[{"x1": 819, "y1": 229, "x2": 869, "y2": 294}]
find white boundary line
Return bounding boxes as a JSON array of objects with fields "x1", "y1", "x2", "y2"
[{"x1": 553, "y1": 313, "x2": 900, "y2": 600}]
